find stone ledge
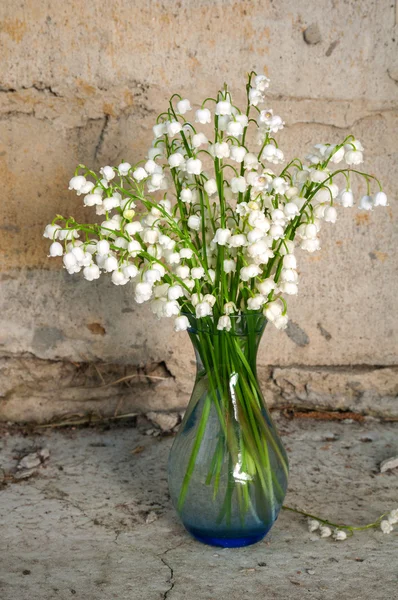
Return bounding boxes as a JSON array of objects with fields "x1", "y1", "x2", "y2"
[
  {"x1": 271, "y1": 366, "x2": 398, "y2": 419},
  {"x1": 0, "y1": 354, "x2": 396, "y2": 423}
]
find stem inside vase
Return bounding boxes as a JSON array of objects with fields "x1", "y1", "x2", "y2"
[{"x1": 168, "y1": 313, "x2": 289, "y2": 548}]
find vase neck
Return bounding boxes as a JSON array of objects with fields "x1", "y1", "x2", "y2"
[{"x1": 186, "y1": 314, "x2": 266, "y2": 376}]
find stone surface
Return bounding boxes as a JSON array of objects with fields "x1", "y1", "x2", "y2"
[
  {"x1": 303, "y1": 23, "x2": 322, "y2": 45},
  {"x1": 0, "y1": 0, "x2": 397, "y2": 421},
  {"x1": 17, "y1": 452, "x2": 41, "y2": 470},
  {"x1": 146, "y1": 411, "x2": 180, "y2": 432},
  {"x1": 379, "y1": 455, "x2": 398, "y2": 473},
  {"x1": 0, "y1": 417, "x2": 397, "y2": 599}
]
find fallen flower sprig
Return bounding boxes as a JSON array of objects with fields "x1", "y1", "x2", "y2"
[{"x1": 282, "y1": 505, "x2": 398, "y2": 540}]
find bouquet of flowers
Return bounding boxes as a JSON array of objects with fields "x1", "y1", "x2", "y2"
[{"x1": 44, "y1": 72, "x2": 387, "y2": 543}]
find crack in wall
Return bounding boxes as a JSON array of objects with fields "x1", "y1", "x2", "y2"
[
  {"x1": 387, "y1": 69, "x2": 398, "y2": 85},
  {"x1": 0, "y1": 83, "x2": 60, "y2": 96},
  {"x1": 94, "y1": 114, "x2": 110, "y2": 160}
]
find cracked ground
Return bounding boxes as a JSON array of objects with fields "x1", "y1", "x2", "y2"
[{"x1": 0, "y1": 416, "x2": 397, "y2": 600}]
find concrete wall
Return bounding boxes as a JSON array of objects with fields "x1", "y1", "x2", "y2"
[{"x1": 0, "y1": 0, "x2": 397, "y2": 422}]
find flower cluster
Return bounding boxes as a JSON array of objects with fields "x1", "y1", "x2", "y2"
[
  {"x1": 308, "y1": 519, "x2": 348, "y2": 541},
  {"x1": 44, "y1": 72, "x2": 387, "y2": 332}
]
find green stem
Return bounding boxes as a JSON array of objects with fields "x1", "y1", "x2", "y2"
[{"x1": 282, "y1": 505, "x2": 389, "y2": 531}]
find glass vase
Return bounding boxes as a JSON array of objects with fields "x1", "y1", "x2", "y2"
[{"x1": 168, "y1": 313, "x2": 289, "y2": 548}]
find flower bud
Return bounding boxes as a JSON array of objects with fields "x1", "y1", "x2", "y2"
[
  {"x1": 224, "y1": 302, "x2": 237, "y2": 315},
  {"x1": 168, "y1": 153, "x2": 185, "y2": 169},
  {"x1": 104, "y1": 256, "x2": 118, "y2": 272},
  {"x1": 359, "y1": 195, "x2": 373, "y2": 211},
  {"x1": 118, "y1": 162, "x2": 131, "y2": 176},
  {"x1": 215, "y1": 100, "x2": 232, "y2": 116},
  {"x1": 217, "y1": 315, "x2": 232, "y2": 331},
  {"x1": 257, "y1": 278, "x2": 276, "y2": 296},
  {"x1": 240, "y1": 264, "x2": 261, "y2": 281},
  {"x1": 223, "y1": 259, "x2": 236, "y2": 274},
  {"x1": 125, "y1": 222, "x2": 143, "y2": 236},
  {"x1": 308, "y1": 519, "x2": 320, "y2": 533},
  {"x1": 338, "y1": 189, "x2": 354, "y2": 207},
  {"x1": 96, "y1": 240, "x2": 110, "y2": 256},
  {"x1": 112, "y1": 270, "x2": 128, "y2": 285},
  {"x1": 135, "y1": 282, "x2": 153, "y2": 304},
  {"x1": 280, "y1": 281, "x2": 298, "y2": 295},
  {"x1": 281, "y1": 268, "x2": 298, "y2": 283},
  {"x1": 176, "y1": 98, "x2": 191, "y2": 115},
  {"x1": 186, "y1": 158, "x2": 202, "y2": 175},
  {"x1": 243, "y1": 153, "x2": 259, "y2": 170},
  {"x1": 143, "y1": 229, "x2": 159, "y2": 245},
  {"x1": 179, "y1": 248, "x2": 193, "y2": 259},
  {"x1": 100, "y1": 166, "x2": 115, "y2": 181},
  {"x1": 44, "y1": 224, "x2": 61, "y2": 239},
  {"x1": 176, "y1": 265, "x2": 190, "y2": 279},
  {"x1": 192, "y1": 133, "x2": 208, "y2": 148},
  {"x1": 144, "y1": 160, "x2": 157, "y2": 174},
  {"x1": 264, "y1": 300, "x2": 283, "y2": 321},
  {"x1": 133, "y1": 167, "x2": 147, "y2": 182},
  {"x1": 227, "y1": 120, "x2": 244, "y2": 137},
  {"x1": 204, "y1": 178, "x2": 218, "y2": 196},
  {"x1": 212, "y1": 228, "x2": 231, "y2": 246},
  {"x1": 83, "y1": 264, "x2": 100, "y2": 281},
  {"x1": 319, "y1": 525, "x2": 332, "y2": 538},
  {"x1": 180, "y1": 188, "x2": 193, "y2": 203},
  {"x1": 273, "y1": 314, "x2": 288, "y2": 330},
  {"x1": 230, "y1": 145, "x2": 247, "y2": 163},
  {"x1": 305, "y1": 223, "x2": 318, "y2": 239},
  {"x1": 144, "y1": 269, "x2": 161, "y2": 284},
  {"x1": 345, "y1": 149, "x2": 363, "y2": 165},
  {"x1": 168, "y1": 285, "x2": 184, "y2": 300},
  {"x1": 373, "y1": 191, "x2": 388, "y2": 207},
  {"x1": 128, "y1": 240, "x2": 142, "y2": 257},
  {"x1": 63, "y1": 252, "x2": 77, "y2": 270},
  {"x1": 153, "y1": 123, "x2": 166, "y2": 138},
  {"x1": 211, "y1": 142, "x2": 230, "y2": 159},
  {"x1": 229, "y1": 234, "x2": 247, "y2": 248},
  {"x1": 163, "y1": 300, "x2": 180, "y2": 317},
  {"x1": 283, "y1": 254, "x2": 296, "y2": 269},
  {"x1": 231, "y1": 176, "x2": 247, "y2": 194},
  {"x1": 191, "y1": 267, "x2": 205, "y2": 280},
  {"x1": 248, "y1": 294, "x2": 266, "y2": 310},
  {"x1": 49, "y1": 242, "x2": 63, "y2": 257},
  {"x1": 284, "y1": 202, "x2": 299, "y2": 220},
  {"x1": 196, "y1": 301, "x2": 212, "y2": 318},
  {"x1": 166, "y1": 120, "x2": 182, "y2": 137},
  {"x1": 68, "y1": 175, "x2": 87, "y2": 193},
  {"x1": 380, "y1": 520, "x2": 393, "y2": 534},
  {"x1": 324, "y1": 206, "x2": 337, "y2": 223},
  {"x1": 174, "y1": 315, "x2": 190, "y2": 331},
  {"x1": 188, "y1": 215, "x2": 201, "y2": 231},
  {"x1": 195, "y1": 108, "x2": 211, "y2": 124},
  {"x1": 269, "y1": 224, "x2": 284, "y2": 240},
  {"x1": 123, "y1": 264, "x2": 139, "y2": 279}
]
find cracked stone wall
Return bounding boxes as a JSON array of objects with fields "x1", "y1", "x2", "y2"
[{"x1": 0, "y1": 0, "x2": 397, "y2": 422}]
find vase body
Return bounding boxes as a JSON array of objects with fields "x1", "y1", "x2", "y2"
[{"x1": 168, "y1": 314, "x2": 289, "y2": 548}]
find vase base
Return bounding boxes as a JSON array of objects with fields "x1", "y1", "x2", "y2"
[{"x1": 186, "y1": 526, "x2": 267, "y2": 548}]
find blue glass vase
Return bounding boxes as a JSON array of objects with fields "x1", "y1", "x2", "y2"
[{"x1": 168, "y1": 313, "x2": 289, "y2": 548}]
